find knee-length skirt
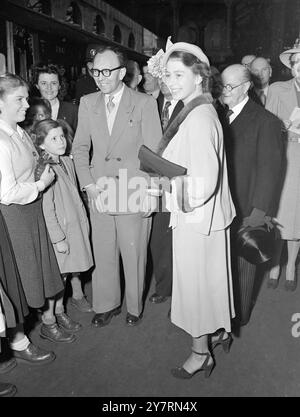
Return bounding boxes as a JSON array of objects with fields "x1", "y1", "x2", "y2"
[
  {"x1": 0, "y1": 198, "x2": 63, "y2": 308},
  {"x1": 0, "y1": 211, "x2": 28, "y2": 325}
]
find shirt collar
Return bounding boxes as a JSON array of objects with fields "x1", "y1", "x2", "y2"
[
  {"x1": 0, "y1": 120, "x2": 24, "y2": 138},
  {"x1": 104, "y1": 83, "x2": 124, "y2": 104},
  {"x1": 231, "y1": 96, "x2": 249, "y2": 117},
  {"x1": 164, "y1": 98, "x2": 178, "y2": 106}
]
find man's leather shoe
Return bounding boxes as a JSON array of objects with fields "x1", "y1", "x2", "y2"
[
  {"x1": 126, "y1": 313, "x2": 142, "y2": 326},
  {"x1": 40, "y1": 323, "x2": 76, "y2": 343},
  {"x1": 0, "y1": 357, "x2": 17, "y2": 374},
  {"x1": 13, "y1": 343, "x2": 55, "y2": 365},
  {"x1": 0, "y1": 382, "x2": 17, "y2": 397},
  {"x1": 149, "y1": 293, "x2": 168, "y2": 304},
  {"x1": 92, "y1": 307, "x2": 121, "y2": 328},
  {"x1": 56, "y1": 313, "x2": 82, "y2": 332}
]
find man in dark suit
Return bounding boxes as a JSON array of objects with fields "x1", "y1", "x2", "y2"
[
  {"x1": 148, "y1": 79, "x2": 184, "y2": 304},
  {"x1": 220, "y1": 64, "x2": 283, "y2": 326},
  {"x1": 249, "y1": 57, "x2": 272, "y2": 107},
  {"x1": 75, "y1": 45, "x2": 100, "y2": 105},
  {"x1": 75, "y1": 61, "x2": 100, "y2": 106}
]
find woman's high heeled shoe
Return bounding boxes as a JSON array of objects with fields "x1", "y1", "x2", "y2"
[
  {"x1": 211, "y1": 331, "x2": 233, "y2": 353},
  {"x1": 267, "y1": 266, "x2": 280, "y2": 289},
  {"x1": 171, "y1": 351, "x2": 215, "y2": 379}
]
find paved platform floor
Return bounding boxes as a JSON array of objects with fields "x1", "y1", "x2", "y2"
[{"x1": 2, "y1": 264, "x2": 300, "y2": 397}]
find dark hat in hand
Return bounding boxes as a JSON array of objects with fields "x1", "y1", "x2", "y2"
[{"x1": 237, "y1": 225, "x2": 276, "y2": 265}]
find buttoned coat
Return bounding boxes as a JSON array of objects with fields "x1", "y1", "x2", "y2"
[
  {"x1": 266, "y1": 79, "x2": 300, "y2": 238},
  {"x1": 72, "y1": 85, "x2": 162, "y2": 214},
  {"x1": 72, "y1": 85, "x2": 162, "y2": 315},
  {"x1": 42, "y1": 156, "x2": 93, "y2": 274},
  {"x1": 162, "y1": 102, "x2": 236, "y2": 336}
]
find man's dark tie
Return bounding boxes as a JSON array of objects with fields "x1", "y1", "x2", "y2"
[
  {"x1": 161, "y1": 100, "x2": 172, "y2": 132},
  {"x1": 226, "y1": 109, "x2": 234, "y2": 122}
]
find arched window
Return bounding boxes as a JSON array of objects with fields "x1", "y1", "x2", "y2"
[
  {"x1": 65, "y1": 2, "x2": 82, "y2": 26},
  {"x1": 26, "y1": 0, "x2": 51, "y2": 15},
  {"x1": 41, "y1": 0, "x2": 51, "y2": 15},
  {"x1": 113, "y1": 25, "x2": 122, "y2": 44},
  {"x1": 128, "y1": 32, "x2": 135, "y2": 49},
  {"x1": 93, "y1": 14, "x2": 105, "y2": 36}
]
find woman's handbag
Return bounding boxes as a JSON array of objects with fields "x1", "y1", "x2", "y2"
[
  {"x1": 237, "y1": 224, "x2": 276, "y2": 265},
  {"x1": 138, "y1": 145, "x2": 187, "y2": 179}
]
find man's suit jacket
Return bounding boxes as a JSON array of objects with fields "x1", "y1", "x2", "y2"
[
  {"x1": 221, "y1": 98, "x2": 284, "y2": 219},
  {"x1": 57, "y1": 101, "x2": 78, "y2": 132},
  {"x1": 248, "y1": 87, "x2": 265, "y2": 107},
  {"x1": 72, "y1": 85, "x2": 162, "y2": 214},
  {"x1": 75, "y1": 75, "x2": 99, "y2": 105}
]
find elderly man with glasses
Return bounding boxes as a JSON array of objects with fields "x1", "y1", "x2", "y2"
[
  {"x1": 220, "y1": 64, "x2": 284, "y2": 327},
  {"x1": 72, "y1": 45, "x2": 162, "y2": 328}
]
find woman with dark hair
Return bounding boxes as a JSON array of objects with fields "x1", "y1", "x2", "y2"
[
  {"x1": 0, "y1": 73, "x2": 68, "y2": 355},
  {"x1": 158, "y1": 43, "x2": 236, "y2": 378},
  {"x1": 33, "y1": 63, "x2": 78, "y2": 131}
]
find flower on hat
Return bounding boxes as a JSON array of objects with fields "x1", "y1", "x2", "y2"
[
  {"x1": 147, "y1": 36, "x2": 173, "y2": 79},
  {"x1": 147, "y1": 49, "x2": 165, "y2": 79}
]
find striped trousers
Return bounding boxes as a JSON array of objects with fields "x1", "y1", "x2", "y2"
[{"x1": 233, "y1": 256, "x2": 257, "y2": 326}]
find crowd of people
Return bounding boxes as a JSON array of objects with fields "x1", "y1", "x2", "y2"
[{"x1": 0, "y1": 36, "x2": 300, "y2": 396}]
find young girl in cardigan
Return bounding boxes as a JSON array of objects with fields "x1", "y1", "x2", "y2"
[{"x1": 33, "y1": 119, "x2": 94, "y2": 341}]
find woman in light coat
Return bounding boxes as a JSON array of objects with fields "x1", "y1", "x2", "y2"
[
  {"x1": 266, "y1": 39, "x2": 300, "y2": 291},
  {"x1": 158, "y1": 42, "x2": 236, "y2": 378}
]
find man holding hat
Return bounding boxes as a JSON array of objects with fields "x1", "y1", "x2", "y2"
[
  {"x1": 266, "y1": 39, "x2": 300, "y2": 291},
  {"x1": 220, "y1": 63, "x2": 283, "y2": 326}
]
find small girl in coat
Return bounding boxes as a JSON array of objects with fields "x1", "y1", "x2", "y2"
[{"x1": 33, "y1": 119, "x2": 94, "y2": 341}]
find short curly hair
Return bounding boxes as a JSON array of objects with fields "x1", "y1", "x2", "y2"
[{"x1": 33, "y1": 63, "x2": 62, "y2": 85}]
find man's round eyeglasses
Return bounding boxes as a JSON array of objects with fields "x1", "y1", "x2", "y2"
[
  {"x1": 91, "y1": 66, "x2": 123, "y2": 78},
  {"x1": 222, "y1": 81, "x2": 246, "y2": 92}
]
